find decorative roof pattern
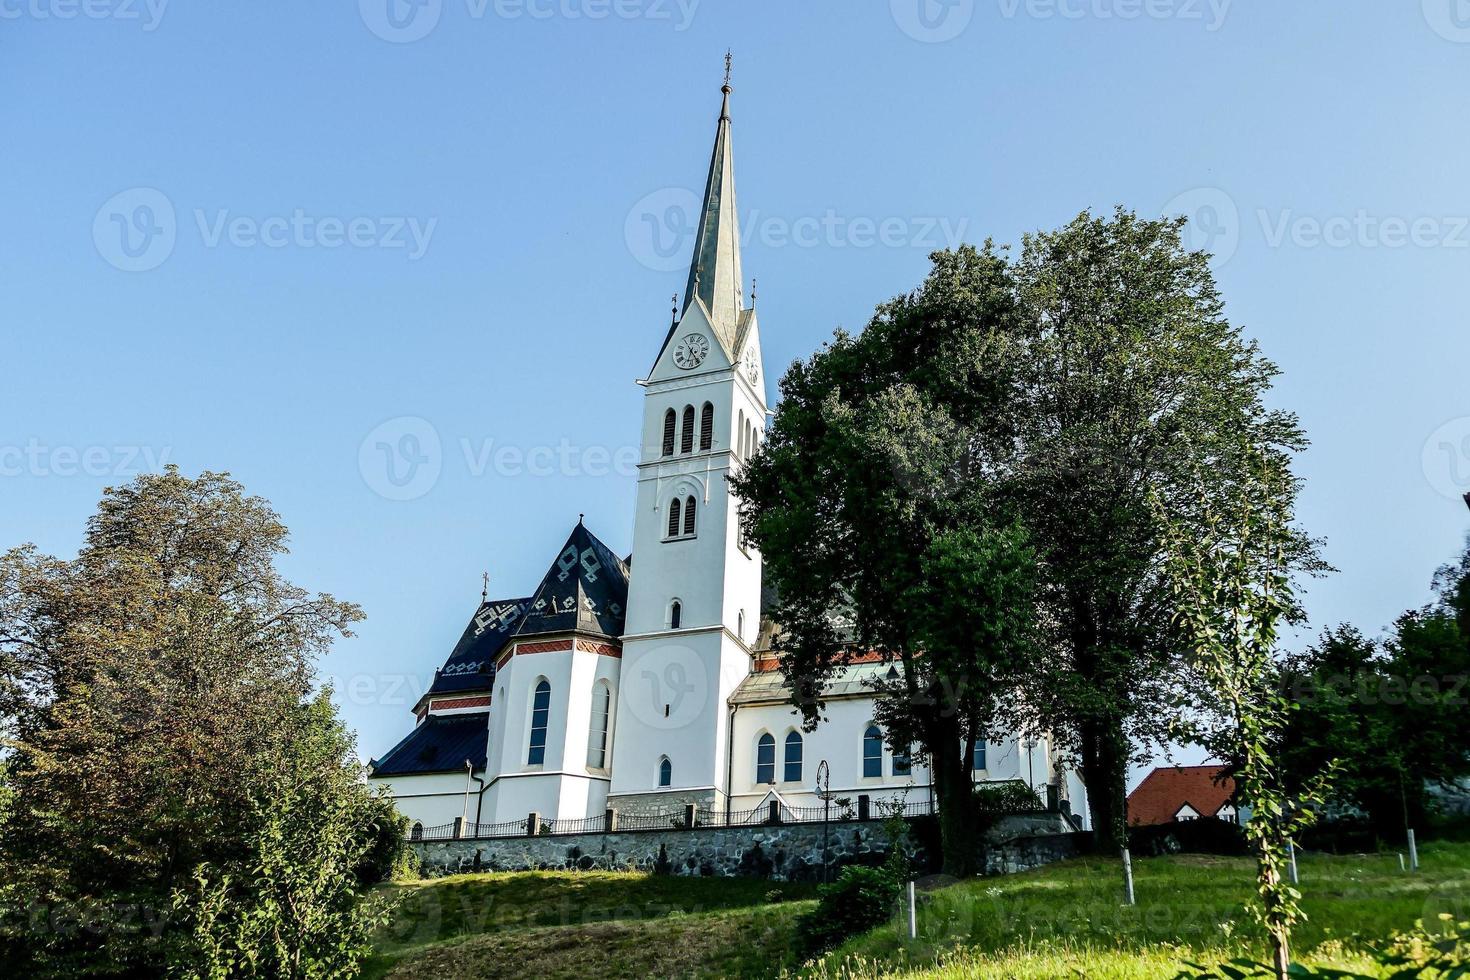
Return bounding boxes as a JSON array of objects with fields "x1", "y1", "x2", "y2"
[
  {"x1": 511, "y1": 521, "x2": 630, "y2": 640},
  {"x1": 369, "y1": 712, "x2": 488, "y2": 777},
  {"x1": 426, "y1": 594, "x2": 532, "y2": 697},
  {"x1": 1126, "y1": 764, "x2": 1236, "y2": 826}
]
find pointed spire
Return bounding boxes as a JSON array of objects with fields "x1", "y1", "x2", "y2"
[{"x1": 682, "y1": 52, "x2": 745, "y2": 356}]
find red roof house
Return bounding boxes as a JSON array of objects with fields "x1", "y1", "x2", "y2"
[{"x1": 1127, "y1": 764, "x2": 1238, "y2": 826}]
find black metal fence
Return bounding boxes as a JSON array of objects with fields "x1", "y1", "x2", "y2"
[{"x1": 406, "y1": 794, "x2": 941, "y2": 843}]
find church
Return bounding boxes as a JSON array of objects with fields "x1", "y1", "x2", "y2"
[{"x1": 368, "y1": 75, "x2": 1089, "y2": 835}]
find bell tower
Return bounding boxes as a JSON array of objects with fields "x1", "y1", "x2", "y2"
[{"x1": 607, "y1": 63, "x2": 767, "y2": 815}]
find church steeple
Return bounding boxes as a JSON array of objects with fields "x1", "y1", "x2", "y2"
[{"x1": 681, "y1": 54, "x2": 745, "y2": 357}]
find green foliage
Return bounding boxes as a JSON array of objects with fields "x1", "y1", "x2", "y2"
[
  {"x1": 973, "y1": 780, "x2": 1043, "y2": 814},
  {"x1": 0, "y1": 468, "x2": 387, "y2": 978},
  {"x1": 1175, "y1": 915, "x2": 1470, "y2": 979},
  {"x1": 1280, "y1": 537, "x2": 1470, "y2": 836},
  {"x1": 798, "y1": 866, "x2": 901, "y2": 954}
]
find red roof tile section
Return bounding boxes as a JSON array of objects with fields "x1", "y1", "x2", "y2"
[{"x1": 1126, "y1": 764, "x2": 1236, "y2": 826}]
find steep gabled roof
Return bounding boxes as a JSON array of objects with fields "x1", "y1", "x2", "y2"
[
  {"x1": 511, "y1": 521, "x2": 630, "y2": 640},
  {"x1": 681, "y1": 78, "x2": 745, "y2": 358},
  {"x1": 1126, "y1": 764, "x2": 1236, "y2": 826},
  {"x1": 369, "y1": 712, "x2": 488, "y2": 777},
  {"x1": 425, "y1": 594, "x2": 532, "y2": 697}
]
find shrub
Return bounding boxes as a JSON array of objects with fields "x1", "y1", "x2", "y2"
[
  {"x1": 973, "y1": 780, "x2": 1042, "y2": 814},
  {"x1": 797, "y1": 866, "x2": 900, "y2": 953}
]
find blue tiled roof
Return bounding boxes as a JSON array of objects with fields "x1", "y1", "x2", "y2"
[
  {"x1": 370, "y1": 712, "x2": 488, "y2": 777},
  {"x1": 512, "y1": 522, "x2": 630, "y2": 640},
  {"x1": 425, "y1": 594, "x2": 530, "y2": 697}
]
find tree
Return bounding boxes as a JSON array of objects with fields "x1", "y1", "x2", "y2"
[
  {"x1": 1004, "y1": 209, "x2": 1322, "y2": 850},
  {"x1": 0, "y1": 467, "x2": 390, "y2": 978},
  {"x1": 1163, "y1": 453, "x2": 1332, "y2": 980},
  {"x1": 1281, "y1": 537, "x2": 1470, "y2": 835},
  {"x1": 732, "y1": 244, "x2": 1038, "y2": 876}
]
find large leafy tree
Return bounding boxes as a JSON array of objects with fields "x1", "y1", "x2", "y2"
[
  {"x1": 1005, "y1": 210, "x2": 1322, "y2": 850},
  {"x1": 0, "y1": 467, "x2": 396, "y2": 977},
  {"x1": 732, "y1": 245, "x2": 1038, "y2": 876}
]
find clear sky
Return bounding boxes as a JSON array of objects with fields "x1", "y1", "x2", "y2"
[{"x1": 4, "y1": 1, "x2": 1469, "y2": 779}]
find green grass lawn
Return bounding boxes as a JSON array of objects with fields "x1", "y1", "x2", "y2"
[
  {"x1": 364, "y1": 842, "x2": 1470, "y2": 979},
  {"x1": 363, "y1": 871, "x2": 817, "y2": 978},
  {"x1": 813, "y1": 841, "x2": 1470, "y2": 978}
]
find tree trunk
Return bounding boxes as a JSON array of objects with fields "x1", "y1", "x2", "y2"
[
  {"x1": 1259, "y1": 855, "x2": 1291, "y2": 979},
  {"x1": 1080, "y1": 716, "x2": 1128, "y2": 853},
  {"x1": 928, "y1": 726, "x2": 977, "y2": 878}
]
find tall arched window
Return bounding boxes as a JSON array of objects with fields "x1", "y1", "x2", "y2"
[
  {"x1": 737, "y1": 410, "x2": 746, "y2": 457},
  {"x1": 661, "y1": 409, "x2": 676, "y2": 457},
  {"x1": 667, "y1": 498, "x2": 681, "y2": 539},
  {"x1": 670, "y1": 599, "x2": 682, "y2": 629},
  {"x1": 756, "y1": 733, "x2": 775, "y2": 784},
  {"x1": 410, "y1": 822, "x2": 424, "y2": 842},
  {"x1": 658, "y1": 756, "x2": 672, "y2": 787},
  {"x1": 783, "y1": 731, "x2": 803, "y2": 783},
  {"x1": 737, "y1": 609, "x2": 745, "y2": 640},
  {"x1": 586, "y1": 682, "x2": 611, "y2": 769},
  {"x1": 862, "y1": 726, "x2": 883, "y2": 778},
  {"x1": 527, "y1": 679, "x2": 551, "y2": 765},
  {"x1": 972, "y1": 741, "x2": 987, "y2": 772},
  {"x1": 680, "y1": 405, "x2": 695, "y2": 454},
  {"x1": 682, "y1": 496, "x2": 696, "y2": 536},
  {"x1": 699, "y1": 402, "x2": 714, "y2": 451}
]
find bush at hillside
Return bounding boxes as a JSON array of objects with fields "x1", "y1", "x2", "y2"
[{"x1": 797, "y1": 866, "x2": 901, "y2": 953}]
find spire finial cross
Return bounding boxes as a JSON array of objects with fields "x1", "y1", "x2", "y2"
[
  {"x1": 481, "y1": 571, "x2": 489, "y2": 603},
  {"x1": 723, "y1": 50, "x2": 732, "y2": 90}
]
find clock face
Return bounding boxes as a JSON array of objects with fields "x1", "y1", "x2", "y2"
[
  {"x1": 672, "y1": 333, "x2": 709, "y2": 370},
  {"x1": 744, "y1": 348, "x2": 759, "y2": 383}
]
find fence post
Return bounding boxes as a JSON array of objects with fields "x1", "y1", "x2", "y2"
[
  {"x1": 857, "y1": 794, "x2": 871, "y2": 821},
  {"x1": 1121, "y1": 847, "x2": 1136, "y2": 906},
  {"x1": 605, "y1": 808, "x2": 617, "y2": 833},
  {"x1": 907, "y1": 880, "x2": 917, "y2": 940},
  {"x1": 1407, "y1": 829, "x2": 1419, "y2": 871},
  {"x1": 1046, "y1": 784, "x2": 1060, "y2": 812},
  {"x1": 453, "y1": 816, "x2": 466, "y2": 840},
  {"x1": 527, "y1": 812, "x2": 541, "y2": 837},
  {"x1": 683, "y1": 803, "x2": 698, "y2": 829}
]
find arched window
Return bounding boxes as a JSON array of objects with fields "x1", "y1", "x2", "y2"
[
  {"x1": 756, "y1": 733, "x2": 775, "y2": 784},
  {"x1": 680, "y1": 405, "x2": 695, "y2": 454},
  {"x1": 862, "y1": 726, "x2": 883, "y2": 778},
  {"x1": 737, "y1": 410, "x2": 745, "y2": 457},
  {"x1": 527, "y1": 679, "x2": 551, "y2": 765},
  {"x1": 667, "y1": 498, "x2": 681, "y2": 539},
  {"x1": 699, "y1": 402, "x2": 714, "y2": 451},
  {"x1": 662, "y1": 409, "x2": 676, "y2": 457},
  {"x1": 670, "y1": 599, "x2": 682, "y2": 630},
  {"x1": 737, "y1": 609, "x2": 745, "y2": 640},
  {"x1": 586, "y1": 682, "x2": 611, "y2": 769},
  {"x1": 410, "y1": 822, "x2": 424, "y2": 842},
  {"x1": 892, "y1": 743, "x2": 912, "y2": 776},
  {"x1": 658, "y1": 756, "x2": 672, "y2": 787},
  {"x1": 682, "y1": 496, "x2": 696, "y2": 536},
  {"x1": 783, "y1": 731, "x2": 803, "y2": 783}
]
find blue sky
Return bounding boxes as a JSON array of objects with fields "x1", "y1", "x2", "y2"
[{"x1": 3, "y1": 1, "x2": 1469, "y2": 775}]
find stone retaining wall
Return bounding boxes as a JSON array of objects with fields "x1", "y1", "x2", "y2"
[{"x1": 412, "y1": 812, "x2": 1077, "y2": 881}]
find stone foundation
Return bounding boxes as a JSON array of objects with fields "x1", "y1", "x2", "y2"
[{"x1": 411, "y1": 812, "x2": 1077, "y2": 881}]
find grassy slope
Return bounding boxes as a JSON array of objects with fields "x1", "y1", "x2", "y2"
[
  {"x1": 364, "y1": 871, "x2": 816, "y2": 979},
  {"x1": 811, "y1": 841, "x2": 1470, "y2": 979}
]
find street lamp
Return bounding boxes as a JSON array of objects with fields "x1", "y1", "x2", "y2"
[{"x1": 815, "y1": 760, "x2": 832, "y2": 883}]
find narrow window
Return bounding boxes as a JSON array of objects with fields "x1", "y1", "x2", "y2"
[
  {"x1": 783, "y1": 731, "x2": 803, "y2": 783},
  {"x1": 662, "y1": 409, "x2": 676, "y2": 457},
  {"x1": 737, "y1": 410, "x2": 745, "y2": 457},
  {"x1": 972, "y1": 741, "x2": 987, "y2": 772},
  {"x1": 682, "y1": 496, "x2": 696, "y2": 536},
  {"x1": 527, "y1": 679, "x2": 551, "y2": 765},
  {"x1": 410, "y1": 822, "x2": 424, "y2": 842},
  {"x1": 756, "y1": 733, "x2": 775, "y2": 784},
  {"x1": 667, "y1": 498, "x2": 681, "y2": 538},
  {"x1": 586, "y1": 683, "x2": 611, "y2": 769},
  {"x1": 699, "y1": 402, "x2": 714, "y2": 451},
  {"x1": 892, "y1": 743, "x2": 912, "y2": 776},
  {"x1": 863, "y1": 726, "x2": 882, "y2": 778},
  {"x1": 737, "y1": 609, "x2": 745, "y2": 640},
  {"x1": 659, "y1": 756, "x2": 672, "y2": 787},
  {"x1": 670, "y1": 599, "x2": 682, "y2": 629},
  {"x1": 681, "y1": 405, "x2": 695, "y2": 454}
]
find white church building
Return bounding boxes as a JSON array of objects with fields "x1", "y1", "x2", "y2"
[{"x1": 368, "y1": 77, "x2": 1088, "y2": 835}]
